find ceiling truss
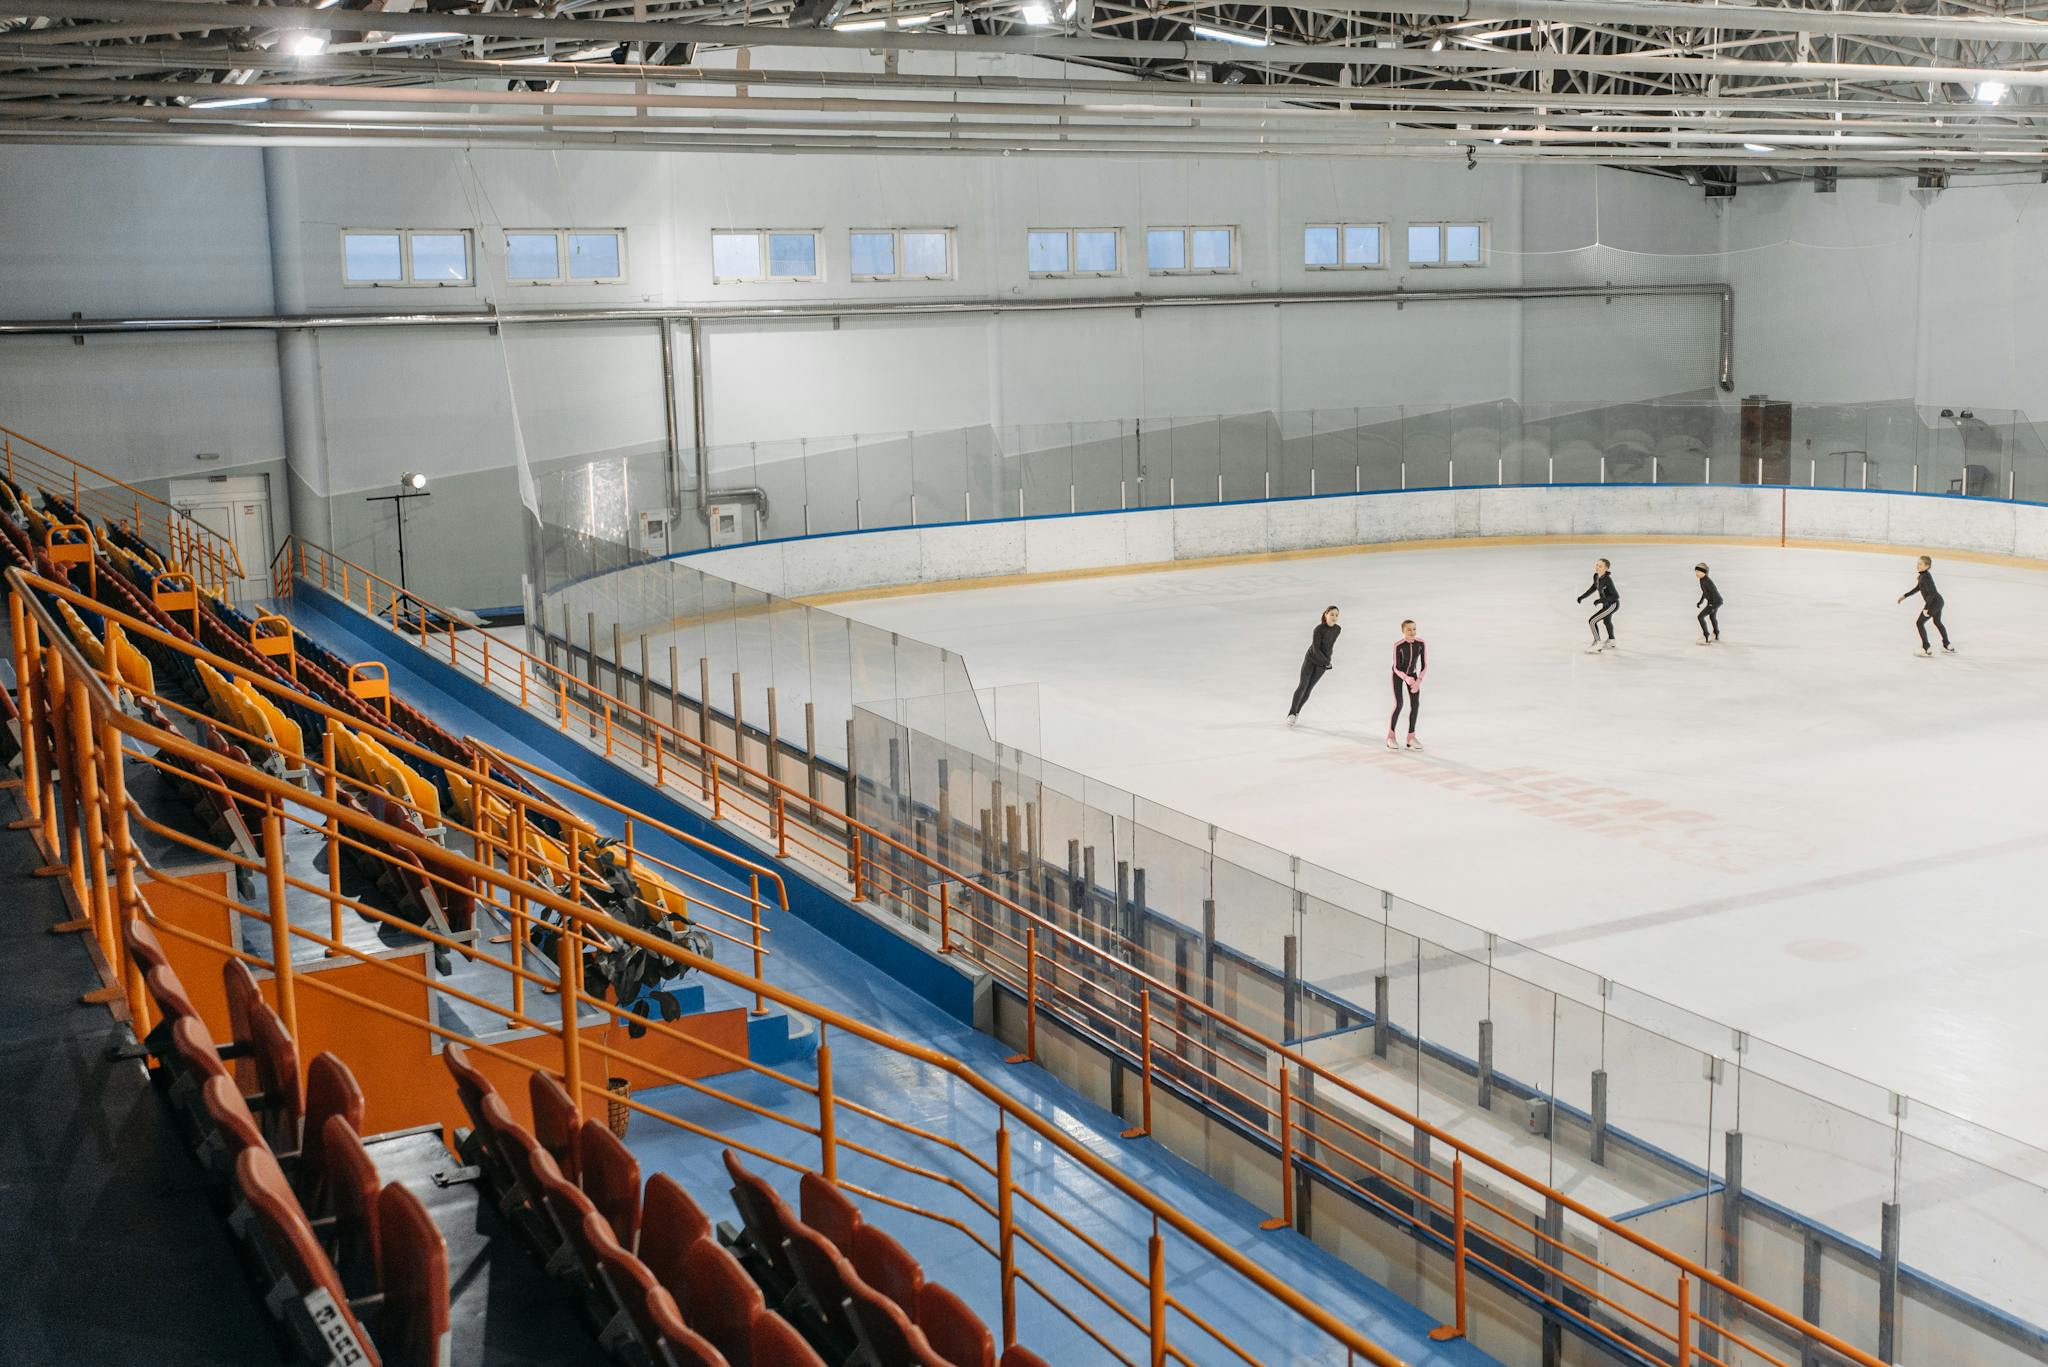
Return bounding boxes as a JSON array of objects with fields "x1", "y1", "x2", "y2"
[{"x1": 3, "y1": 0, "x2": 2048, "y2": 178}]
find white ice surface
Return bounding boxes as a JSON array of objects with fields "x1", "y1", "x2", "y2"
[{"x1": 829, "y1": 541, "x2": 2048, "y2": 1152}]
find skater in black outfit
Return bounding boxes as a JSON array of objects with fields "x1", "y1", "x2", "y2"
[
  {"x1": 1576, "y1": 559, "x2": 1620, "y2": 653},
  {"x1": 1386, "y1": 620, "x2": 1426, "y2": 750},
  {"x1": 1897, "y1": 555, "x2": 1954, "y2": 656},
  {"x1": 1287, "y1": 606, "x2": 1341, "y2": 723},
  {"x1": 1694, "y1": 563, "x2": 1723, "y2": 644}
]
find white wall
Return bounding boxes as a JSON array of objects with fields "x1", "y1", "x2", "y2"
[
  {"x1": 0, "y1": 112, "x2": 1732, "y2": 604},
  {"x1": 1722, "y1": 174, "x2": 2048, "y2": 414}
]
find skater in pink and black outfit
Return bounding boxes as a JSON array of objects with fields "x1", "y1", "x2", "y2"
[{"x1": 1386, "y1": 620, "x2": 1426, "y2": 751}]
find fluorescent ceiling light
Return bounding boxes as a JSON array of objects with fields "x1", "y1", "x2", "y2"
[
  {"x1": 1190, "y1": 23, "x2": 1268, "y2": 46},
  {"x1": 190, "y1": 95, "x2": 270, "y2": 109},
  {"x1": 285, "y1": 31, "x2": 328, "y2": 57},
  {"x1": 1019, "y1": 2, "x2": 1052, "y2": 24},
  {"x1": 1742, "y1": 141, "x2": 1774, "y2": 152},
  {"x1": 836, "y1": 17, "x2": 888, "y2": 29},
  {"x1": 837, "y1": 11, "x2": 937, "y2": 27},
  {"x1": 1976, "y1": 79, "x2": 2010, "y2": 104},
  {"x1": 376, "y1": 31, "x2": 467, "y2": 46}
]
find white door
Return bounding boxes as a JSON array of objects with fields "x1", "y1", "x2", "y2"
[{"x1": 169, "y1": 476, "x2": 274, "y2": 600}]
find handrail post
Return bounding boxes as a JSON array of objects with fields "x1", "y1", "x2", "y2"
[
  {"x1": 1677, "y1": 1274, "x2": 1693, "y2": 1367},
  {"x1": 1261, "y1": 1066, "x2": 1295, "y2": 1230},
  {"x1": 938, "y1": 881, "x2": 951, "y2": 954},
  {"x1": 775, "y1": 791, "x2": 787, "y2": 858},
  {"x1": 481, "y1": 635, "x2": 491, "y2": 687},
  {"x1": 508, "y1": 798, "x2": 528, "y2": 1020},
  {"x1": 9, "y1": 588, "x2": 43, "y2": 828},
  {"x1": 711, "y1": 763, "x2": 724, "y2": 820},
  {"x1": 263, "y1": 800, "x2": 300, "y2": 1053},
  {"x1": 1006, "y1": 925, "x2": 1037, "y2": 1065},
  {"x1": 817, "y1": 1037, "x2": 837, "y2": 1181},
  {"x1": 322, "y1": 729, "x2": 342, "y2": 955},
  {"x1": 848, "y1": 830, "x2": 863, "y2": 900},
  {"x1": 750, "y1": 873, "x2": 765, "y2": 1015},
  {"x1": 1430, "y1": 1156, "x2": 1468, "y2": 1341},
  {"x1": 1148, "y1": 1218, "x2": 1167, "y2": 1367},
  {"x1": 69, "y1": 678, "x2": 117, "y2": 995},
  {"x1": 100, "y1": 714, "x2": 147, "y2": 1029},
  {"x1": 996, "y1": 1120, "x2": 1017, "y2": 1350},
  {"x1": 559, "y1": 903, "x2": 585, "y2": 1121},
  {"x1": 1122, "y1": 988, "x2": 1153, "y2": 1138}
]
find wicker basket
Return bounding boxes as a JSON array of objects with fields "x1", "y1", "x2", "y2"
[{"x1": 605, "y1": 1077, "x2": 632, "y2": 1139}]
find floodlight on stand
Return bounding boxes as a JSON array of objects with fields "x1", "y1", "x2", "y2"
[
  {"x1": 1976, "y1": 79, "x2": 2010, "y2": 104},
  {"x1": 403, "y1": 471, "x2": 427, "y2": 491}
]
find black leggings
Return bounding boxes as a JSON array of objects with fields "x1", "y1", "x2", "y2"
[
  {"x1": 1698, "y1": 606, "x2": 1720, "y2": 639},
  {"x1": 1587, "y1": 603, "x2": 1619, "y2": 643},
  {"x1": 1917, "y1": 601, "x2": 1949, "y2": 648},
  {"x1": 1389, "y1": 676, "x2": 1420, "y2": 734},
  {"x1": 1289, "y1": 660, "x2": 1327, "y2": 716}
]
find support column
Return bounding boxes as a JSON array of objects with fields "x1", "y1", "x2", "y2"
[{"x1": 262, "y1": 146, "x2": 332, "y2": 552}]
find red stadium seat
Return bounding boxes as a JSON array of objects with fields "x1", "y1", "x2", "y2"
[
  {"x1": 323, "y1": 1116, "x2": 382, "y2": 1297},
  {"x1": 530, "y1": 1144, "x2": 610, "y2": 1302},
  {"x1": 235, "y1": 1146, "x2": 381, "y2": 1366},
  {"x1": 640, "y1": 1173, "x2": 712, "y2": 1297},
  {"x1": 198, "y1": 1074, "x2": 267, "y2": 1174},
  {"x1": 452, "y1": 1063, "x2": 529, "y2": 1222},
  {"x1": 528, "y1": 1070, "x2": 580, "y2": 1183},
  {"x1": 167, "y1": 1014, "x2": 231, "y2": 1095},
  {"x1": 1000, "y1": 1348, "x2": 1053, "y2": 1367},
  {"x1": 219, "y1": 957, "x2": 263, "y2": 1090},
  {"x1": 644, "y1": 1286, "x2": 730, "y2": 1367},
  {"x1": 722, "y1": 1149, "x2": 802, "y2": 1297},
  {"x1": 752, "y1": 1310, "x2": 828, "y2": 1367},
  {"x1": 147, "y1": 965, "x2": 205, "y2": 1032},
  {"x1": 125, "y1": 917, "x2": 172, "y2": 975},
  {"x1": 376, "y1": 1182, "x2": 451, "y2": 1367},
  {"x1": 852, "y1": 1222, "x2": 925, "y2": 1321},
  {"x1": 578, "y1": 1119, "x2": 642, "y2": 1250},
  {"x1": 799, "y1": 1171, "x2": 862, "y2": 1257},
  {"x1": 583, "y1": 1210, "x2": 666, "y2": 1358},
  {"x1": 842, "y1": 1261, "x2": 948, "y2": 1367},
  {"x1": 247, "y1": 1000, "x2": 302, "y2": 1151},
  {"x1": 681, "y1": 1237, "x2": 765, "y2": 1367},
  {"x1": 918, "y1": 1281, "x2": 994, "y2": 1367},
  {"x1": 782, "y1": 1217, "x2": 864, "y2": 1355},
  {"x1": 439, "y1": 1041, "x2": 495, "y2": 1137},
  {"x1": 299, "y1": 1052, "x2": 365, "y2": 1205}
]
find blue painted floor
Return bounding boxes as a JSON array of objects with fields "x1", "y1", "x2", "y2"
[{"x1": 280, "y1": 596, "x2": 1504, "y2": 1367}]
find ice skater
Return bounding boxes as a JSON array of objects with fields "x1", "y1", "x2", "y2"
[
  {"x1": 1286, "y1": 605, "x2": 1341, "y2": 724},
  {"x1": 1694, "y1": 563, "x2": 1722, "y2": 644},
  {"x1": 1386, "y1": 620, "x2": 1426, "y2": 751},
  {"x1": 1897, "y1": 555, "x2": 1954, "y2": 656},
  {"x1": 1576, "y1": 558, "x2": 1620, "y2": 653}
]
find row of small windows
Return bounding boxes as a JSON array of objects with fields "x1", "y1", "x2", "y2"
[{"x1": 339, "y1": 221, "x2": 1488, "y2": 286}]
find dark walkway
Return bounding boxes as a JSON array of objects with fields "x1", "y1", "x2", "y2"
[{"x1": 0, "y1": 793, "x2": 281, "y2": 1367}]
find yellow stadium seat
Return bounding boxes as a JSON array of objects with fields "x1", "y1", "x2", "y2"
[
  {"x1": 104, "y1": 623, "x2": 154, "y2": 695},
  {"x1": 354, "y1": 728, "x2": 441, "y2": 827},
  {"x1": 53, "y1": 601, "x2": 107, "y2": 673},
  {"x1": 233, "y1": 680, "x2": 303, "y2": 766}
]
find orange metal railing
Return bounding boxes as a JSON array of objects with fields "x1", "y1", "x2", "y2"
[
  {"x1": 0, "y1": 421, "x2": 246, "y2": 597},
  {"x1": 8, "y1": 563, "x2": 1413, "y2": 1367},
  {"x1": 271, "y1": 531, "x2": 1893, "y2": 1367}
]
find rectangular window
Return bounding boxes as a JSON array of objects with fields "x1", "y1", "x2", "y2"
[
  {"x1": 850, "y1": 228, "x2": 954, "y2": 281},
  {"x1": 1305, "y1": 223, "x2": 1384, "y2": 270},
  {"x1": 1407, "y1": 221, "x2": 1487, "y2": 267},
  {"x1": 1028, "y1": 228, "x2": 1121, "y2": 278},
  {"x1": 505, "y1": 229, "x2": 626, "y2": 284},
  {"x1": 342, "y1": 229, "x2": 473, "y2": 287},
  {"x1": 711, "y1": 230, "x2": 820, "y2": 283},
  {"x1": 1147, "y1": 226, "x2": 1236, "y2": 275}
]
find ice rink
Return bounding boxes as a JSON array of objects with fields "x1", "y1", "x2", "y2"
[{"x1": 830, "y1": 540, "x2": 2048, "y2": 1146}]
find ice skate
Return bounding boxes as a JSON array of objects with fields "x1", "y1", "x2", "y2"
[
  {"x1": 1585, "y1": 642, "x2": 1604, "y2": 654},
  {"x1": 1696, "y1": 635, "x2": 1709, "y2": 645},
  {"x1": 1405, "y1": 734, "x2": 1423, "y2": 751},
  {"x1": 1915, "y1": 647, "x2": 1932, "y2": 657},
  {"x1": 1385, "y1": 732, "x2": 1399, "y2": 750},
  {"x1": 1287, "y1": 714, "x2": 1298, "y2": 727},
  {"x1": 1942, "y1": 643, "x2": 1957, "y2": 654}
]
